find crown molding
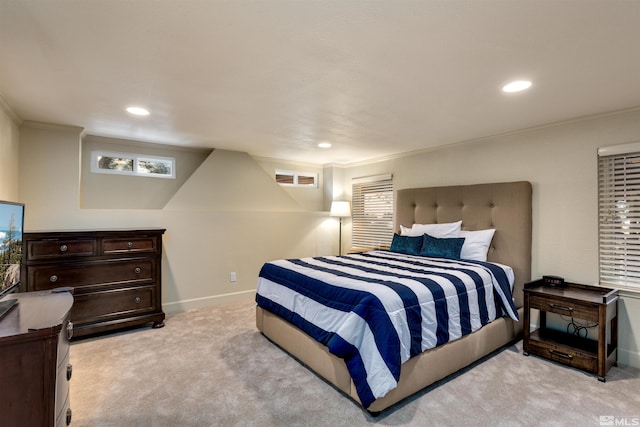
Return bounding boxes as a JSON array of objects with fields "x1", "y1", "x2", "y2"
[
  {"x1": 21, "y1": 120, "x2": 84, "y2": 134},
  {"x1": 252, "y1": 154, "x2": 323, "y2": 170},
  {"x1": 84, "y1": 133, "x2": 213, "y2": 154},
  {"x1": 323, "y1": 104, "x2": 640, "y2": 169},
  {"x1": 0, "y1": 94, "x2": 22, "y2": 124}
]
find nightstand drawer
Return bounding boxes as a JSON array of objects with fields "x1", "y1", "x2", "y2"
[
  {"x1": 528, "y1": 294, "x2": 598, "y2": 322},
  {"x1": 525, "y1": 338, "x2": 597, "y2": 372}
]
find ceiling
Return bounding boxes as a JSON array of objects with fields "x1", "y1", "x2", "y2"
[{"x1": 1, "y1": 1, "x2": 639, "y2": 165}]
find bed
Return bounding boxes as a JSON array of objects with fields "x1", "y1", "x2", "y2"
[{"x1": 255, "y1": 181, "x2": 532, "y2": 413}]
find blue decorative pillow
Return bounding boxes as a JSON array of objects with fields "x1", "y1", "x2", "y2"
[
  {"x1": 420, "y1": 233, "x2": 465, "y2": 259},
  {"x1": 389, "y1": 233, "x2": 423, "y2": 255}
]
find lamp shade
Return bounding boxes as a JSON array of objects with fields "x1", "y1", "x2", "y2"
[{"x1": 330, "y1": 201, "x2": 351, "y2": 218}]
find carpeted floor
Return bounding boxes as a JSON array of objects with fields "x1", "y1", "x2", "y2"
[{"x1": 70, "y1": 300, "x2": 640, "y2": 427}]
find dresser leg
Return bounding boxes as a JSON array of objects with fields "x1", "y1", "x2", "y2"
[{"x1": 152, "y1": 320, "x2": 165, "y2": 329}]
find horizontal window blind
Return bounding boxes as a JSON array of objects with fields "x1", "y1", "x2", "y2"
[
  {"x1": 598, "y1": 149, "x2": 640, "y2": 288},
  {"x1": 352, "y1": 174, "x2": 394, "y2": 249}
]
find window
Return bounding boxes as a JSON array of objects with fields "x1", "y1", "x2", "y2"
[
  {"x1": 275, "y1": 170, "x2": 318, "y2": 188},
  {"x1": 91, "y1": 151, "x2": 175, "y2": 179},
  {"x1": 598, "y1": 142, "x2": 640, "y2": 289},
  {"x1": 351, "y1": 174, "x2": 394, "y2": 249}
]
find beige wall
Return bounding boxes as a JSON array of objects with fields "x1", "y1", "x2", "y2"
[
  {"x1": 0, "y1": 100, "x2": 20, "y2": 201},
  {"x1": 16, "y1": 107, "x2": 640, "y2": 368},
  {"x1": 18, "y1": 125, "x2": 337, "y2": 313},
  {"x1": 338, "y1": 107, "x2": 640, "y2": 368},
  {"x1": 81, "y1": 135, "x2": 211, "y2": 209},
  {"x1": 255, "y1": 156, "x2": 325, "y2": 211},
  {"x1": 19, "y1": 122, "x2": 84, "y2": 227}
]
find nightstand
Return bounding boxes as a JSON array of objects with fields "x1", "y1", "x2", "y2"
[
  {"x1": 348, "y1": 247, "x2": 374, "y2": 254},
  {"x1": 348, "y1": 246, "x2": 389, "y2": 254},
  {"x1": 523, "y1": 280, "x2": 618, "y2": 381}
]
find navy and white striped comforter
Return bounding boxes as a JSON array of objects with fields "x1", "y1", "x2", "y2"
[{"x1": 255, "y1": 250, "x2": 518, "y2": 409}]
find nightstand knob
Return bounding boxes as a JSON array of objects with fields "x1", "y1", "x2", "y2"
[
  {"x1": 50, "y1": 275, "x2": 58, "y2": 283},
  {"x1": 127, "y1": 241, "x2": 133, "y2": 249},
  {"x1": 134, "y1": 267, "x2": 141, "y2": 274},
  {"x1": 60, "y1": 244, "x2": 68, "y2": 252},
  {"x1": 134, "y1": 297, "x2": 141, "y2": 304}
]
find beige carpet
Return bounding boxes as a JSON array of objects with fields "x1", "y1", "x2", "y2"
[{"x1": 70, "y1": 300, "x2": 640, "y2": 427}]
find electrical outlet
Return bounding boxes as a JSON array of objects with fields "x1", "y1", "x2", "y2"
[{"x1": 230, "y1": 272, "x2": 237, "y2": 282}]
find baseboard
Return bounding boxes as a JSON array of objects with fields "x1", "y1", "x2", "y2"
[
  {"x1": 618, "y1": 348, "x2": 640, "y2": 369},
  {"x1": 163, "y1": 290, "x2": 256, "y2": 314}
]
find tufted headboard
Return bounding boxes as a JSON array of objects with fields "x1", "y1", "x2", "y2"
[{"x1": 395, "y1": 181, "x2": 532, "y2": 308}]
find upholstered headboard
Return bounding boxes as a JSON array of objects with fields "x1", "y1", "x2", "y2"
[{"x1": 395, "y1": 181, "x2": 532, "y2": 308}]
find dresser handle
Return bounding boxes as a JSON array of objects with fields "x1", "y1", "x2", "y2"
[
  {"x1": 134, "y1": 297, "x2": 141, "y2": 304},
  {"x1": 127, "y1": 241, "x2": 133, "y2": 249},
  {"x1": 548, "y1": 303, "x2": 573, "y2": 313},
  {"x1": 60, "y1": 244, "x2": 68, "y2": 252},
  {"x1": 134, "y1": 267, "x2": 141, "y2": 274},
  {"x1": 66, "y1": 408, "x2": 72, "y2": 426},
  {"x1": 67, "y1": 363, "x2": 73, "y2": 381},
  {"x1": 549, "y1": 349, "x2": 573, "y2": 360},
  {"x1": 67, "y1": 321, "x2": 74, "y2": 340},
  {"x1": 50, "y1": 275, "x2": 58, "y2": 283}
]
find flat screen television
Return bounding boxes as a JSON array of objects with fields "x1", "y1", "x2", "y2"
[{"x1": 0, "y1": 200, "x2": 24, "y2": 301}]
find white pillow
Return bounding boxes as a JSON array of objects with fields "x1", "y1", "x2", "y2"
[
  {"x1": 402, "y1": 221, "x2": 462, "y2": 238},
  {"x1": 399, "y1": 225, "x2": 413, "y2": 236},
  {"x1": 459, "y1": 229, "x2": 496, "y2": 261}
]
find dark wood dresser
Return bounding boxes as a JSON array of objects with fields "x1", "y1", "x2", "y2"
[
  {"x1": 21, "y1": 229, "x2": 166, "y2": 338},
  {"x1": 0, "y1": 290, "x2": 74, "y2": 427}
]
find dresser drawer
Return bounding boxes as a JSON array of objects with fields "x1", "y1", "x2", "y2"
[
  {"x1": 55, "y1": 394, "x2": 71, "y2": 427},
  {"x1": 525, "y1": 338, "x2": 597, "y2": 373},
  {"x1": 28, "y1": 258, "x2": 155, "y2": 291},
  {"x1": 26, "y1": 238, "x2": 98, "y2": 261},
  {"x1": 57, "y1": 318, "x2": 72, "y2": 373},
  {"x1": 102, "y1": 236, "x2": 159, "y2": 254},
  {"x1": 55, "y1": 351, "x2": 71, "y2": 424},
  {"x1": 56, "y1": 316, "x2": 72, "y2": 423},
  {"x1": 528, "y1": 294, "x2": 599, "y2": 322},
  {"x1": 72, "y1": 286, "x2": 158, "y2": 325}
]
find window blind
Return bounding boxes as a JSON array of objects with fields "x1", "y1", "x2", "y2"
[
  {"x1": 598, "y1": 148, "x2": 640, "y2": 289},
  {"x1": 351, "y1": 174, "x2": 394, "y2": 249}
]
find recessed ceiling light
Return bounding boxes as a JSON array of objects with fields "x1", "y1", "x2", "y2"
[
  {"x1": 502, "y1": 80, "x2": 532, "y2": 93},
  {"x1": 126, "y1": 106, "x2": 150, "y2": 116},
  {"x1": 318, "y1": 142, "x2": 332, "y2": 148}
]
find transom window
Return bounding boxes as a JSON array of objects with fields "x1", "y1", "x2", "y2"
[
  {"x1": 91, "y1": 151, "x2": 175, "y2": 179},
  {"x1": 275, "y1": 170, "x2": 318, "y2": 188}
]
